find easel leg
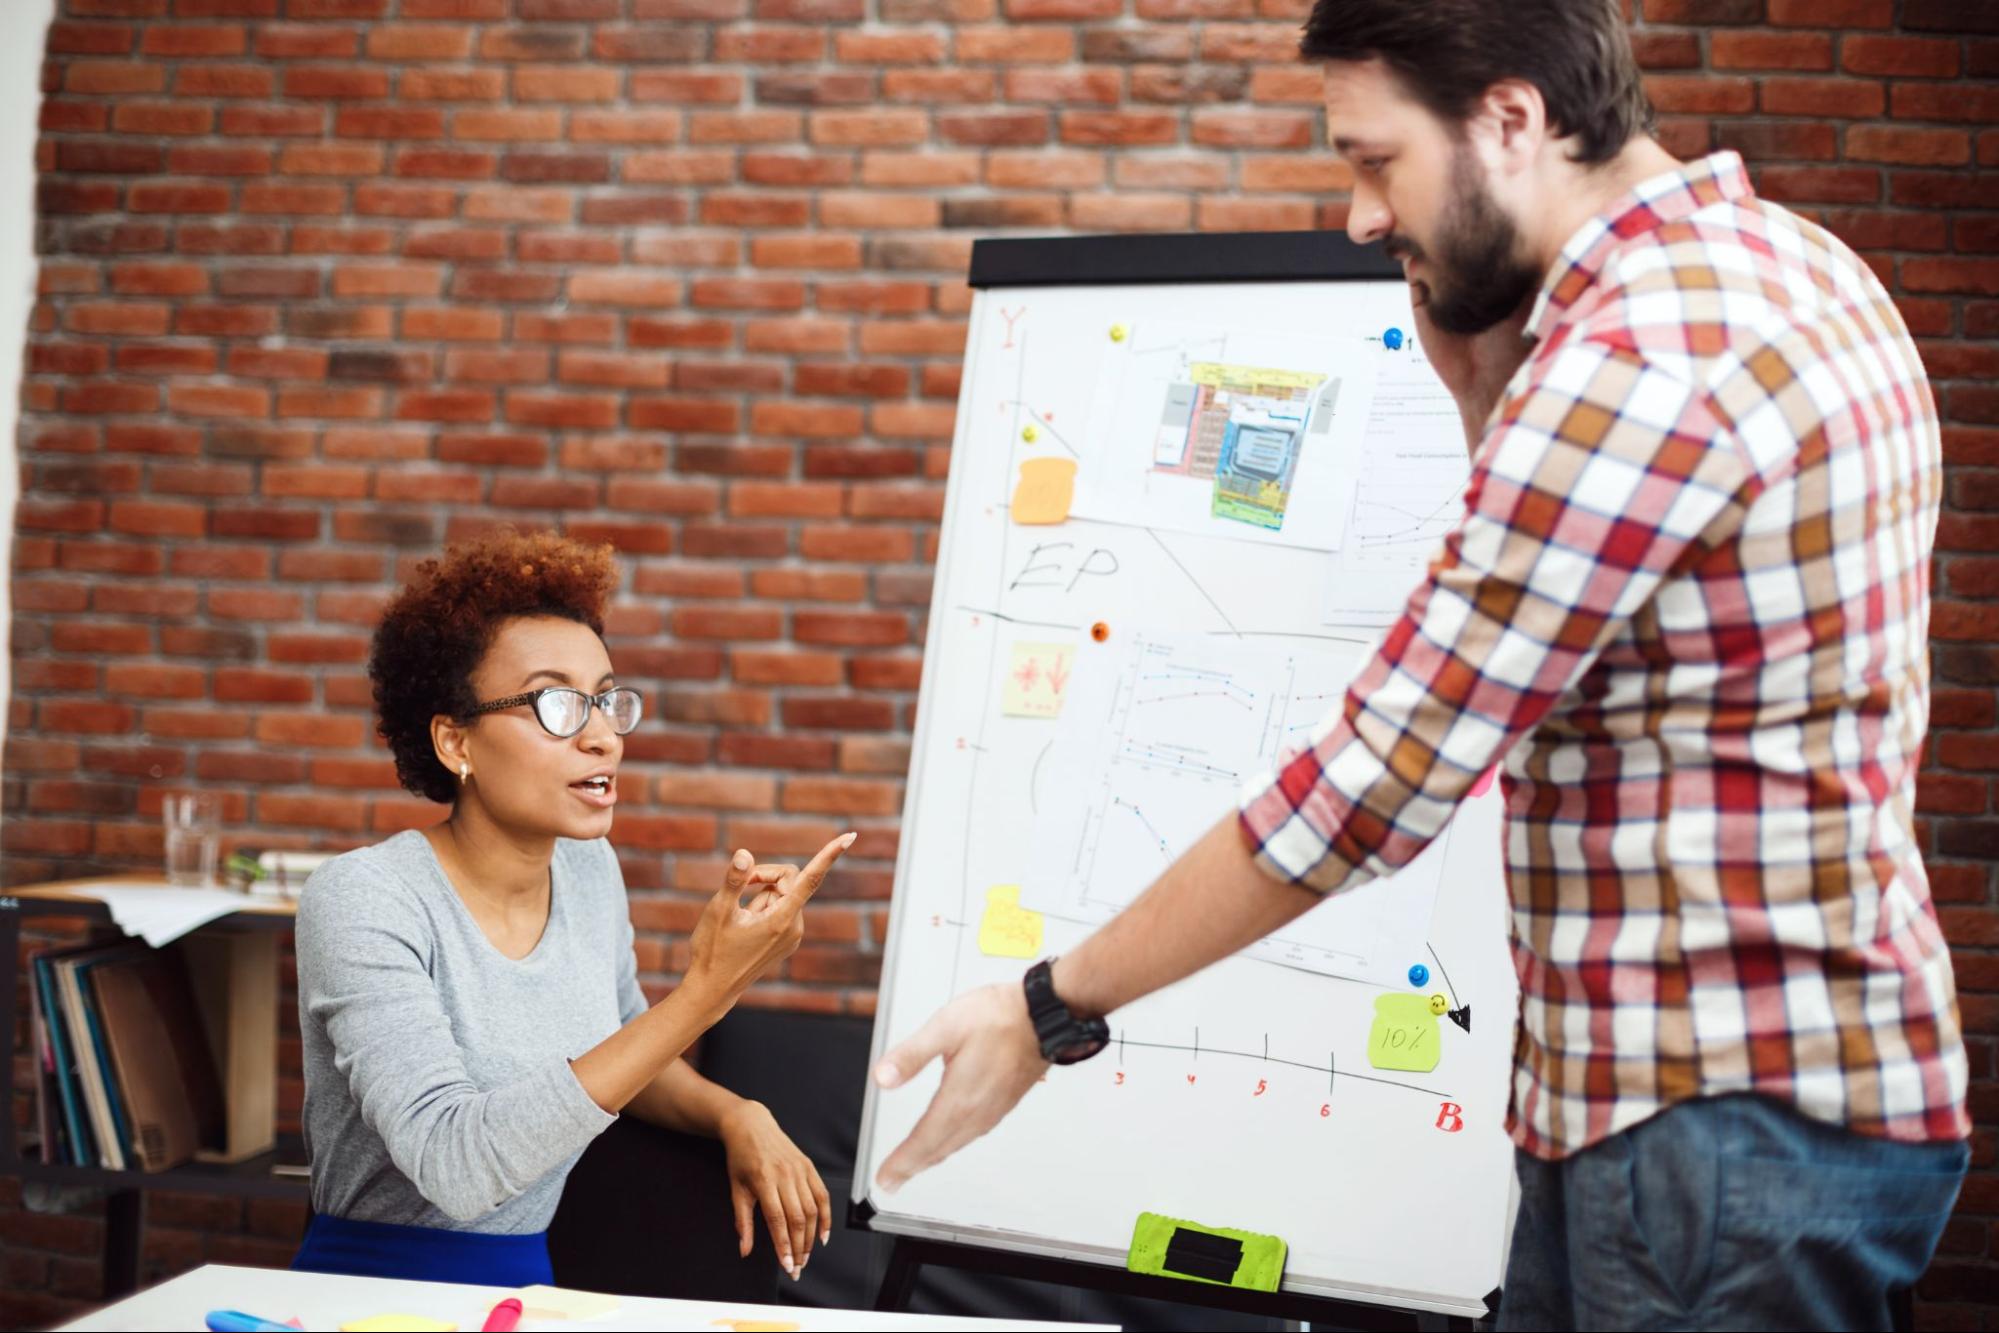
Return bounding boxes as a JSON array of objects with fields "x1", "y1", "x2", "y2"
[
  {"x1": 103, "y1": 1188, "x2": 143, "y2": 1298},
  {"x1": 874, "y1": 1237, "x2": 922, "y2": 1312}
]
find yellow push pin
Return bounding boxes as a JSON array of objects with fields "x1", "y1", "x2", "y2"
[
  {"x1": 1109, "y1": 323, "x2": 1127, "y2": 342},
  {"x1": 1429, "y1": 993, "x2": 1449, "y2": 1015},
  {"x1": 1022, "y1": 425, "x2": 1038, "y2": 443}
]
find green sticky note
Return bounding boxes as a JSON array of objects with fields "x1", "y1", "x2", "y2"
[
  {"x1": 1128, "y1": 1211, "x2": 1286, "y2": 1292},
  {"x1": 1368, "y1": 993, "x2": 1441, "y2": 1073}
]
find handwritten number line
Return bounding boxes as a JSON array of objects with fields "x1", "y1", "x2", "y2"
[{"x1": 1114, "y1": 1035, "x2": 1449, "y2": 1101}]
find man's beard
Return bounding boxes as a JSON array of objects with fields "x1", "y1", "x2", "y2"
[{"x1": 1393, "y1": 145, "x2": 1541, "y2": 336}]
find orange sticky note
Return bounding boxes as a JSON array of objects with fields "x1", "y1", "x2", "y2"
[{"x1": 1011, "y1": 456, "x2": 1077, "y2": 525}]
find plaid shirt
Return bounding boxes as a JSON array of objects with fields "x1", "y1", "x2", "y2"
[{"x1": 1240, "y1": 152, "x2": 1969, "y2": 1159}]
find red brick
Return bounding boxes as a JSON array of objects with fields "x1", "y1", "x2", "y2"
[
  {"x1": 1891, "y1": 83, "x2": 1999, "y2": 124},
  {"x1": 1755, "y1": 165, "x2": 1881, "y2": 205},
  {"x1": 1643, "y1": 76, "x2": 1756, "y2": 115},
  {"x1": 1135, "y1": 66, "x2": 1252, "y2": 104},
  {"x1": 111, "y1": 101, "x2": 216, "y2": 135},
  {"x1": 794, "y1": 610, "x2": 909, "y2": 646},
  {"x1": 1905, "y1": 259, "x2": 1999, "y2": 296},
  {"x1": 1843, "y1": 35, "x2": 1960, "y2": 77},
  {"x1": 283, "y1": 65, "x2": 391, "y2": 99},
  {"x1": 713, "y1": 27, "x2": 825, "y2": 62},
  {"x1": 956, "y1": 25, "x2": 1073, "y2": 61},
  {"x1": 1712, "y1": 31, "x2": 1832, "y2": 71},
  {"x1": 65, "y1": 60, "x2": 164, "y2": 94},
  {"x1": 365, "y1": 23, "x2": 472, "y2": 60},
  {"x1": 453, "y1": 108, "x2": 564, "y2": 141},
  {"x1": 1715, "y1": 122, "x2": 1838, "y2": 161},
  {"x1": 1768, "y1": 0, "x2": 1892, "y2": 23},
  {"x1": 402, "y1": 67, "x2": 506, "y2": 100},
  {"x1": 1846, "y1": 126, "x2": 1971, "y2": 167},
  {"x1": 631, "y1": 71, "x2": 745, "y2": 103},
  {"x1": 1759, "y1": 77, "x2": 1885, "y2": 119},
  {"x1": 937, "y1": 111, "x2": 1052, "y2": 146}
]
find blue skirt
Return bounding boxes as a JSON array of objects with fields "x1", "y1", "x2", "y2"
[{"x1": 292, "y1": 1213, "x2": 553, "y2": 1287}]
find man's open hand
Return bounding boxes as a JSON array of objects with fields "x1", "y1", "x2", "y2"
[{"x1": 871, "y1": 981, "x2": 1049, "y2": 1193}]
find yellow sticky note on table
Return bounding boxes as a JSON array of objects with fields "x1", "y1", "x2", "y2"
[
  {"x1": 978, "y1": 884, "x2": 1043, "y2": 959},
  {"x1": 517, "y1": 1285, "x2": 622, "y2": 1321},
  {"x1": 1367, "y1": 993, "x2": 1441, "y2": 1073},
  {"x1": 340, "y1": 1318, "x2": 455, "y2": 1333},
  {"x1": 1011, "y1": 456, "x2": 1077, "y2": 524},
  {"x1": 1002, "y1": 641, "x2": 1075, "y2": 719}
]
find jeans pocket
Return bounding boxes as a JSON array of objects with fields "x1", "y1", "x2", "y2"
[{"x1": 1570, "y1": 1127, "x2": 1720, "y2": 1327}]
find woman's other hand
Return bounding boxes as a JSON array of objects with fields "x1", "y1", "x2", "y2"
[{"x1": 719, "y1": 1100, "x2": 831, "y2": 1280}]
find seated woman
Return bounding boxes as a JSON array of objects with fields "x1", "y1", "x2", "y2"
[{"x1": 294, "y1": 529, "x2": 849, "y2": 1287}]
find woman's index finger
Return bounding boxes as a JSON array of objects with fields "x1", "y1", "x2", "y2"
[{"x1": 785, "y1": 832, "x2": 856, "y2": 904}]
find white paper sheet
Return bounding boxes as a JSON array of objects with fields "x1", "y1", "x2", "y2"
[{"x1": 69, "y1": 882, "x2": 253, "y2": 947}]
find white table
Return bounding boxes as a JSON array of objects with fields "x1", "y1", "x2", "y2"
[{"x1": 56, "y1": 1263, "x2": 1117, "y2": 1332}]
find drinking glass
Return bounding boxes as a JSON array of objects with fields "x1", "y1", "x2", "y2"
[{"x1": 162, "y1": 792, "x2": 221, "y2": 887}]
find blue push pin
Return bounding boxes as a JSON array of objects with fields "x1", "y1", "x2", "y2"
[
  {"x1": 1407, "y1": 963, "x2": 1429, "y2": 988},
  {"x1": 1383, "y1": 327, "x2": 1405, "y2": 350}
]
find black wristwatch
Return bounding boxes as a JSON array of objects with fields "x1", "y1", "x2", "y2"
[{"x1": 1023, "y1": 958, "x2": 1110, "y2": 1065}]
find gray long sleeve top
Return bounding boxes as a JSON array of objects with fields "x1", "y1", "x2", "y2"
[{"x1": 295, "y1": 830, "x2": 647, "y2": 1232}]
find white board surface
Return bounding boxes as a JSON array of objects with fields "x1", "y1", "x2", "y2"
[{"x1": 855, "y1": 273, "x2": 1519, "y2": 1318}]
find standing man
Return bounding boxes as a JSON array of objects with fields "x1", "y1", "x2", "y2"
[{"x1": 871, "y1": 2, "x2": 1970, "y2": 1328}]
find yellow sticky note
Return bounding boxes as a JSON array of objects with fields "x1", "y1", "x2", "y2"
[
  {"x1": 1367, "y1": 993, "x2": 1441, "y2": 1073},
  {"x1": 1011, "y1": 456, "x2": 1077, "y2": 525},
  {"x1": 340, "y1": 1318, "x2": 455, "y2": 1333},
  {"x1": 1002, "y1": 641, "x2": 1075, "y2": 719},
  {"x1": 978, "y1": 884, "x2": 1043, "y2": 959},
  {"x1": 517, "y1": 1285, "x2": 622, "y2": 1321}
]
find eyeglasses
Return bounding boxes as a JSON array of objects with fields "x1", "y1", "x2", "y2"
[{"x1": 464, "y1": 687, "x2": 644, "y2": 739}]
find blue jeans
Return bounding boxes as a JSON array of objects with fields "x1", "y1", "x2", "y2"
[{"x1": 1498, "y1": 1094, "x2": 1967, "y2": 1331}]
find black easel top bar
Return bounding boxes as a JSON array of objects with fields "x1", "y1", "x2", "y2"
[{"x1": 967, "y1": 230, "x2": 1401, "y2": 289}]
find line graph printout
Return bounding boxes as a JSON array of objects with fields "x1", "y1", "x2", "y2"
[
  {"x1": 1022, "y1": 631, "x2": 1449, "y2": 988},
  {"x1": 1073, "y1": 321, "x2": 1376, "y2": 552},
  {"x1": 1323, "y1": 343, "x2": 1472, "y2": 626}
]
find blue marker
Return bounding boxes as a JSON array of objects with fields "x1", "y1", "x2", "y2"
[
  {"x1": 1408, "y1": 963, "x2": 1429, "y2": 988},
  {"x1": 205, "y1": 1312, "x2": 296, "y2": 1332},
  {"x1": 1383, "y1": 327, "x2": 1404, "y2": 350}
]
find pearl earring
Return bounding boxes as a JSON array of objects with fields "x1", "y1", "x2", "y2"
[{"x1": 460, "y1": 764, "x2": 469, "y2": 782}]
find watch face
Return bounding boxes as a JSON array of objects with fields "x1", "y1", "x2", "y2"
[{"x1": 1051, "y1": 1034, "x2": 1109, "y2": 1065}]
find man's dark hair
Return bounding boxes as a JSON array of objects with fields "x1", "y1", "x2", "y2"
[{"x1": 1299, "y1": 0, "x2": 1654, "y2": 166}]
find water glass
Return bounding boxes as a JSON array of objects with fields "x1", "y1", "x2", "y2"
[{"x1": 162, "y1": 792, "x2": 221, "y2": 887}]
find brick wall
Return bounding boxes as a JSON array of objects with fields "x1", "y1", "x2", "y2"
[{"x1": 2, "y1": 0, "x2": 1994, "y2": 1325}]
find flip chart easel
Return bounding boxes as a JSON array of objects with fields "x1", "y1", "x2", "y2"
[{"x1": 853, "y1": 231, "x2": 1518, "y2": 1327}]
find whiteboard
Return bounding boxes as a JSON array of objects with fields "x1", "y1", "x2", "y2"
[{"x1": 854, "y1": 237, "x2": 1518, "y2": 1319}]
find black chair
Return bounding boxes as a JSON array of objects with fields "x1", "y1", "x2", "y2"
[{"x1": 551, "y1": 1007, "x2": 1284, "y2": 1330}]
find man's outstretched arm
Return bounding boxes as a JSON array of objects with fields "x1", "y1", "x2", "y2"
[{"x1": 871, "y1": 813, "x2": 1319, "y2": 1193}]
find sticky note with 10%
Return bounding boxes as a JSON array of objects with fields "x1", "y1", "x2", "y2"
[{"x1": 1367, "y1": 992, "x2": 1441, "y2": 1073}]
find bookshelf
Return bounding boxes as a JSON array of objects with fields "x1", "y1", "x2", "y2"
[{"x1": 2, "y1": 880, "x2": 309, "y2": 1298}]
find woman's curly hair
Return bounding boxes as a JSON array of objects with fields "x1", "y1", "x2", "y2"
[{"x1": 370, "y1": 529, "x2": 618, "y2": 804}]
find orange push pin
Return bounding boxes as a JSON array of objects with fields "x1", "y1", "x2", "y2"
[{"x1": 1091, "y1": 621, "x2": 1110, "y2": 642}]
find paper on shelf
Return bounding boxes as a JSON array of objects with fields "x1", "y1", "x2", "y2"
[{"x1": 68, "y1": 883, "x2": 253, "y2": 947}]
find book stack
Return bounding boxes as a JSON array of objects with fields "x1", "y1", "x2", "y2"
[{"x1": 27, "y1": 942, "x2": 227, "y2": 1172}]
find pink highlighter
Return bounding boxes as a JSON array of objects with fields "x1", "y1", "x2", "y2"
[{"x1": 480, "y1": 1298, "x2": 522, "y2": 1333}]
